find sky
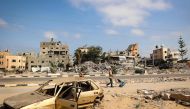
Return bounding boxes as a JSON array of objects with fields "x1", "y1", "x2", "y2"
[{"x1": 0, "y1": 0, "x2": 190, "y2": 58}]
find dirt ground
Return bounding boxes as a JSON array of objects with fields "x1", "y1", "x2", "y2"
[
  {"x1": 96, "y1": 81, "x2": 190, "y2": 109},
  {"x1": 0, "y1": 80, "x2": 190, "y2": 109}
]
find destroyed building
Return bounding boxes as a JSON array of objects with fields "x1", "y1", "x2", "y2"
[
  {"x1": 78, "y1": 45, "x2": 89, "y2": 54},
  {"x1": 126, "y1": 43, "x2": 139, "y2": 57},
  {"x1": 39, "y1": 38, "x2": 70, "y2": 68},
  {"x1": 150, "y1": 45, "x2": 180, "y2": 65},
  {"x1": 20, "y1": 38, "x2": 70, "y2": 71},
  {"x1": 106, "y1": 43, "x2": 139, "y2": 58}
]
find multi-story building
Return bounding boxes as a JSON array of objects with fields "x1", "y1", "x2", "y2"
[
  {"x1": 5, "y1": 55, "x2": 26, "y2": 71},
  {"x1": 19, "y1": 52, "x2": 41, "y2": 71},
  {"x1": 78, "y1": 47, "x2": 89, "y2": 53},
  {"x1": 105, "y1": 43, "x2": 140, "y2": 58},
  {"x1": 40, "y1": 38, "x2": 69, "y2": 66},
  {"x1": 150, "y1": 45, "x2": 180, "y2": 65},
  {"x1": 168, "y1": 51, "x2": 180, "y2": 63},
  {"x1": 150, "y1": 45, "x2": 169, "y2": 61},
  {"x1": 126, "y1": 43, "x2": 139, "y2": 57},
  {"x1": 0, "y1": 50, "x2": 26, "y2": 71},
  {"x1": 0, "y1": 50, "x2": 10, "y2": 70},
  {"x1": 23, "y1": 38, "x2": 70, "y2": 71},
  {"x1": 40, "y1": 38, "x2": 69, "y2": 56}
]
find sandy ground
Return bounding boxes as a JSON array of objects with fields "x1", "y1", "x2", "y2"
[
  {"x1": 96, "y1": 81, "x2": 190, "y2": 109},
  {"x1": 0, "y1": 81, "x2": 190, "y2": 109}
]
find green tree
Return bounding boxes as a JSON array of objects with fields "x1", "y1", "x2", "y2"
[
  {"x1": 100, "y1": 52, "x2": 107, "y2": 62},
  {"x1": 74, "y1": 48, "x2": 83, "y2": 65},
  {"x1": 178, "y1": 35, "x2": 188, "y2": 60},
  {"x1": 86, "y1": 46, "x2": 102, "y2": 63},
  {"x1": 58, "y1": 63, "x2": 64, "y2": 71},
  {"x1": 50, "y1": 61, "x2": 57, "y2": 73},
  {"x1": 66, "y1": 63, "x2": 71, "y2": 71},
  {"x1": 74, "y1": 46, "x2": 103, "y2": 64},
  {"x1": 58, "y1": 63, "x2": 64, "y2": 68}
]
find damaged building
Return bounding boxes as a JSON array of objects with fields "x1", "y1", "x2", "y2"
[
  {"x1": 106, "y1": 43, "x2": 139, "y2": 58},
  {"x1": 126, "y1": 43, "x2": 139, "y2": 57},
  {"x1": 150, "y1": 45, "x2": 180, "y2": 66},
  {"x1": 20, "y1": 38, "x2": 70, "y2": 72}
]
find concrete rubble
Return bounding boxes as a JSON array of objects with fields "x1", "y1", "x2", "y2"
[
  {"x1": 137, "y1": 88, "x2": 190, "y2": 106},
  {"x1": 73, "y1": 60, "x2": 190, "y2": 76},
  {"x1": 137, "y1": 89, "x2": 160, "y2": 100}
]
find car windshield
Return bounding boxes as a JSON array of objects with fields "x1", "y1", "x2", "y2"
[
  {"x1": 35, "y1": 80, "x2": 62, "y2": 96},
  {"x1": 35, "y1": 80, "x2": 96, "y2": 97}
]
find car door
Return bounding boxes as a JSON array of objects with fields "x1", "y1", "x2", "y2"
[
  {"x1": 55, "y1": 86, "x2": 81, "y2": 109},
  {"x1": 77, "y1": 81, "x2": 98, "y2": 105},
  {"x1": 55, "y1": 98, "x2": 77, "y2": 109},
  {"x1": 78, "y1": 90, "x2": 97, "y2": 105}
]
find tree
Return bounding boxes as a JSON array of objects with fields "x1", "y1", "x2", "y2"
[
  {"x1": 178, "y1": 35, "x2": 188, "y2": 60},
  {"x1": 58, "y1": 63, "x2": 64, "y2": 68},
  {"x1": 100, "y1": 52, "x2": 107, "y2": 62},
  {"x1": 74, "y1": 48, "x2": 83, "y2": 65},
  {"x1": 74, "y1": 46, "x2": 103, "y2": 64},
  {"x1": 50, "y1": 61, "x2": 57, "y2": 73},
  {"x1": 66, "y1": 63, "x2": 72, "y2": 71},
  {"x1": 58, "y1": 63, "x2": 64, "y2": 71},
  {"x1": 86, "y1": 46, "x2": 102, "y2": 63}
]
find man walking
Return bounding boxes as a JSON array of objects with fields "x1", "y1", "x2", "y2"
[{"x1": 106, "y1": 67, "x2": 114, "y2": 87}]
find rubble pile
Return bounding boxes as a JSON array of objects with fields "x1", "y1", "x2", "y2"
[
  {"x1": 78, "y1": 61, "x2": 133, "y2": 74},
  {"x1": 75, "y1": 61, "x2": 190, "y2": 75},
  {"x1": 137, "y1": 88, "x2": 190, "y2": 106},
  {"x1": 137, "y1": 89, "x2": 160, "y2": 100},
  {"x1": 163, "y1": 88, "x2": 190, "y2": 106},
  {"x1": 146, "y1": 67, "x2": 160, "y2": 74},
  {"x1": 173, "y1": 63, "x2": 190, "y2": 70},
  {"x1": 146, "y1": 67, "x2": 190, "y2": 74},
  {"x1": 80, "y1": 61, "x2": 101, "y2": 74}
]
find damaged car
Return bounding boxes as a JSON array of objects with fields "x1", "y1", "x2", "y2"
[{"x1": 3, "y1": 78, "x2": 104, "y2": 109}]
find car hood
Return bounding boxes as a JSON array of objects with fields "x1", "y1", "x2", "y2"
[{"x1": 4, "y1": 91, "x2": 52, "y2": 109}]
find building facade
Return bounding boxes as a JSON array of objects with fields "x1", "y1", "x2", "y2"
[
  {"x1": 168, "y1": 51, "x2": 180, "y2": 63},
  {"x1": 150, "y1": 45, "x2": 180, "y2": 64},
  {"x1": 0, "y1": 50, "x2": 10, "y2": 69},
  {"x1": 126, "y1": 43, "x2": 139, "y2": 57},
  {"x1": 105, "y1": 43, "x2": 140, "y2": 58},
  {"x1": 150, "y1": 45, "x2": 168, "y2": 61},
  {"x1": 5, "y1": 55, "x2": 26, "y2": 71},
  {"x1": 0, "y1": 50, "x2": 26, "y2": 71},
  {"x1": 23, "y1": 38, "x2": 70, "y2": 71}
]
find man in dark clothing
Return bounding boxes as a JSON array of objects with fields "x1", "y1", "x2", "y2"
[{"x1": 106, "y1": 68, "x2": 114, "y2": 87}]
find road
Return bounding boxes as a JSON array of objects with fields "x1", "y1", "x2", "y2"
[
  {"x1": 0, "y1": 86, "x2": 38, "y2": 104},
  {"x1": 0, "y1": 73, "x2": 190, "y2": 84}
]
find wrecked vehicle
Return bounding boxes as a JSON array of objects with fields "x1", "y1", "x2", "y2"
[{"x1": 3, "y1": 78, "x2": 104, "y2": 109}]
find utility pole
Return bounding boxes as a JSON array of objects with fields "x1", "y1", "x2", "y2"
[
  {"x1": 153, "y1": 54, "x2": 155, "y2": 67},
  {"x1": 144, "y1": 57, "x2": 146, "y2": 68}
]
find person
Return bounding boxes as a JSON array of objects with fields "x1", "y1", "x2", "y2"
[
  {"x1": 106, "y1": 67, "x2": 114, "y2": 87},
  {"x1": 79, "y1": 68, "x2": 84, "y2": 78}
]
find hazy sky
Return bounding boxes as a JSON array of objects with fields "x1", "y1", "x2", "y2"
[{"x1": 0, "y1": 0, "x2": 190, "y2": 58}]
